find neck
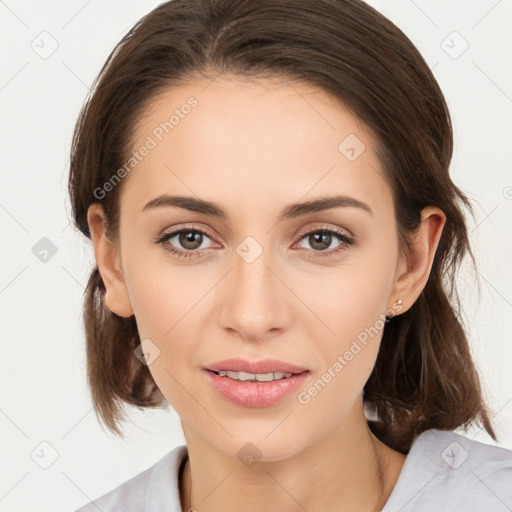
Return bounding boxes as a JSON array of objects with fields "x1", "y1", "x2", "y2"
[{"x1": 179, "y1": 400, "x2": 406, "y2": 512}]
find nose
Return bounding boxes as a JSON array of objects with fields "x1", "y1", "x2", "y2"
[{"x1": 218, "y1": 241, "x2": 292, "y2": 342}]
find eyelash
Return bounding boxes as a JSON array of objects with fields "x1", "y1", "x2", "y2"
[{"x1": 153, "y1": 224, "x2": 355, "y2": 260}]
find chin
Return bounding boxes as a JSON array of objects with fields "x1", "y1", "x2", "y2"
[{"x1": 209, "y1": 428, "x2": 311, "y2": 465}]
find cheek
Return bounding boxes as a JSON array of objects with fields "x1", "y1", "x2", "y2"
[
  {"x1": 122, "y1": 242, "x2": 212, "y2": 339},
  {"x1": 124, "y1": 270, "x2": 201, "y2": 414},
  {"x1": 295, "y1": 293, "x2": 387, "y2": 431},
  {"x1": 297, "y1": 257, "x2": 394, "y2": 397},
  {"x1": 304, "y1": 256, "x2": 393, "y2": 348},
  {"x1": 121, "y1": 251, "x2": 217, "y2": 401}
]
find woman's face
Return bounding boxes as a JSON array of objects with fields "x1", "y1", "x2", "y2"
[{"x1": 107, "y1": 75, "x2": 406, "y2": 460}]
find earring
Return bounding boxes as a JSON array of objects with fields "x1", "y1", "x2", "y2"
[{"x1": 386, "y1": 299, "x2": 402, "y2": 320}]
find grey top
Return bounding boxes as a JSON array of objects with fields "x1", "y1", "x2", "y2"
[{"x1": 74, "y1": 429, "x2": 512, "y2": 511}]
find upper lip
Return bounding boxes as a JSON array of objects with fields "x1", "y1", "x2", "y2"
[{"x1": 204, "y1": 358, "x2": 309, "y2": 374}]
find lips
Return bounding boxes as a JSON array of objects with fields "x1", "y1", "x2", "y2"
[
  {"x1": 202, "y1": 358, "x2": 311, "y2": 407},
  {"x1": 203, "y1": 366, "x2": 311, "y2": 408},
  {"x1": 204, "y1": 358, "x2": 310, "y2": 375}
]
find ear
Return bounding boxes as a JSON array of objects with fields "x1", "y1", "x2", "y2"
[
  {"x1": 387, "y1": 206, "x2": 446, "y2": 314},
  {"x1": 87, "y1": 203, "x2": 134, "y2": 317}
]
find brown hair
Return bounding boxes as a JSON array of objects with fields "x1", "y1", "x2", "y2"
[{"x1": 68, "y1": 0, "x2": 496, "y2": 452}]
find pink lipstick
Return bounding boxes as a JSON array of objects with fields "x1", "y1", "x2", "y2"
[{"x1": 203, "y1": 358, "x2": 311, "y2": 408}]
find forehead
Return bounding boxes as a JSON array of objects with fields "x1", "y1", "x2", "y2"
[{"x1": 122, "y1": 75, "x2": 392, "y2": 219}]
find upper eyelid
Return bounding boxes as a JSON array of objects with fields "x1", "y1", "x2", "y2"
[
  {"x1": 161, "y1": 225, "x2": 216, "y2": 242},
  {"x1": 160, "y1": 224, "x2": 350, "y2": 236}
]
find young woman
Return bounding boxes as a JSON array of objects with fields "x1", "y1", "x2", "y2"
[{"x1": 70, "y1": 0, "x2": 512, "y2": 510}]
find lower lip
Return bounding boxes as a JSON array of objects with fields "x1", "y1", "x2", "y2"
[{"x1": 203, "y1": 370, "x2": 310, "y2": 408}]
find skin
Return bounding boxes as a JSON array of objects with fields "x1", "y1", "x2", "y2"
[{"x1": 87, "y1": 75, "x2": 446, "y2": 512}]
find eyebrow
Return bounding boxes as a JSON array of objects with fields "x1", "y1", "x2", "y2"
[{"x1": 142, "y1": 194, "x2": 373, "y2": 220}]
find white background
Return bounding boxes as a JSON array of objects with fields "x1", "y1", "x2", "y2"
[{"x1": 0, "y1": 1, "x2": 511, "y2": 511}]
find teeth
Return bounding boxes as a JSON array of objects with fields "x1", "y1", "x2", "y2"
[{"x1": 217, "y1": 370, "x2": 293, "y2": 381}]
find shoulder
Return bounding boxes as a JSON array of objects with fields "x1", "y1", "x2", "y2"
[
  {"x1": 73, "y1": 444, "x2": 188, "y2": 512},
  {"x1": 382, "y1": 429, "x2": 512, "y2": 512}
]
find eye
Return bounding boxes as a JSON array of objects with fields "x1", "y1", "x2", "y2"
[
  {"x1": 153, "y1": 226, "x2": 217, "y2": 259},
  {"x1": 295, "y1": 226, "x2": 354, "y2": 258}
]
